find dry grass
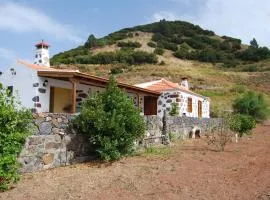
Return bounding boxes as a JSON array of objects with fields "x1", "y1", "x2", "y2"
[
  {"x1": 56, "y1": 34, "x2": 270, "y2": 113},
  {"x1": 1, "y1": 125, "x2": 269, "y2": 200}
]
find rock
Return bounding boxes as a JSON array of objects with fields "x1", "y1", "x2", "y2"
[
  {"x1": 46, "y1": 117, "x2": 52, "y2": 122},
  {"x1": 63, "y1": 119, "x2": 69, "y2": 124},
  {"x1": 42, "y1": 154, "x2": 54, "y2": 165},
  {"x1": 158, "y1": 100, "x2": 163, "y2": 105},
  {"x1": 45, "y1": 142, "x2": 61, "y2": 150},
  {"x1": 32, "y1": 96, "x2": 39, "y2": 102},
  {"x1": 28, "y1": 136, "x2": 42, "y2": 145},
  {"x1": 38, "y1": 88, "x2": 46, "y2": 93},
  {"x1": 57, "y1": 118, "x2": 62, "y2": 123},
  {"x1": 78, "y1": 93, "x2": 88, "y2": 98},
  {"x1": 52, "y1": 127, "x2": 60, "y2": 134},
  {"x1": 38, "y1": 112, "x2": 47, "y2": 118},
  {"x1": 39, "y1": 122, "x2": 52, "y2": 135},
  {"x1": 31, "y1": 108, "x2": 37, "y2": 113},
  {"x1": 34, "y1": 103, "x2": 42, "y2": 108},
  {"x1": 166, "y1": 99, "x2": 172, "y2": 103},
  {"x1": 52, "y1": 119, "x2": 59, "y2": 127},
  {"x1": 33, "y1": 83, "x2": 39, "y2": 87}
]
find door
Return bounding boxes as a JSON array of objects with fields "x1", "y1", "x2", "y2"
[
  {"x1": 50, "y1": 87, "x2": 72, "y2": 113},
  {"x1": 144, "y1": 96, "x2": 157, "y2": 115},
  {"x1": 198, "y1": 100, "x2": 202, "y2": 118}
]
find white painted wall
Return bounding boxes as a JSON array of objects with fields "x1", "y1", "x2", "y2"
[
  {"x1": 157, "y1": 89, "x2": 210, "y2": 118},
  {"x1": 0, "y1": 65, "x2": 39, "y2": 110}
]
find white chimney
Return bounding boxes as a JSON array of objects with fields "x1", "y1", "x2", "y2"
[
  {"x1": 34, "y1": 40, "x2": 50, "y2": 67},
  {"x1": 181, "y1": 77, "x2": 189, "y2": 90}
]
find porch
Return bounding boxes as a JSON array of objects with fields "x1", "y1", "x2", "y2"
[{"x1": 38, "y1": 70, "x2": 160, "y2": 115}]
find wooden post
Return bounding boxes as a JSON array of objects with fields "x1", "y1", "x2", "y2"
[{"x1": 71, "y1": 80, "x2": 77, "y2": 113}]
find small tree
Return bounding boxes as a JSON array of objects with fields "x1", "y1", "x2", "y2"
[
  {"x1": 169, "y1": 102, "x2": 179, "y2": 116},
  {"x1": 233, "y1": 91, "x2": 269, "y2": 122},
  {"x1": 0, "y1": 84, "x2": 32, "y2": 191},
  {"x1": 250, "y1": 38, "x2": 259, "y2": 48},
  {"x1": 73, "y1": 76, "x2": 145, "y2": 161},
  {"x1": 229, "y1": 114, "x2": 256, "y2": 138}
]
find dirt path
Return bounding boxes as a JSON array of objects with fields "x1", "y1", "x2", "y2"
[{"x1": 1, "y1": 125, "x2": 270, "y2": 200}]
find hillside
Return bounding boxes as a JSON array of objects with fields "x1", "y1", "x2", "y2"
[{"x1": 51, "y1": 20, "x2": 270, "y2": 116}]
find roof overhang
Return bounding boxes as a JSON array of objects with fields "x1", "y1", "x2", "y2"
[{"x1": 37, "y1": 70, "x2": 161, "y2": 97}]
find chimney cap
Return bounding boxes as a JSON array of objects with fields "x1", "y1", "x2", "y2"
[
  {"x1": 35, "y1": 40, "x2": 50, "y2": 48},
  {"x1": 181, "y1": 77, "x2": 188, "y2": 80}
]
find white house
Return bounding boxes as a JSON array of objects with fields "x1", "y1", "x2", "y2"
[
  {"x1": 0, "y1": 41, "x2": 210, "y2": 118},
  {"x1": 0, "y1": 41, "x2": 160, "y2": 115},
  {"x1": 135, "y1": 78, "x2": 210, "y2": 118}
]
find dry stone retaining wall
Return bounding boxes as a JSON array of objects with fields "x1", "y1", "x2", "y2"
[{"x1": 19, "y1": 113, "x2": 222, "y2": 173}]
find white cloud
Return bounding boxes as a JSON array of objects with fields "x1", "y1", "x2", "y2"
[
  {"x1": 152, "y1": 0, "x2": 270, "y2": 47},
  {"x1": 152, "y1": 11, "x2": 179, "y2": 22},
  {"x1": 191, "y1": 0, "x2": 270, "y2": 46},
  {"x1": 0, "y1": 2, "x2": 84, "y2": 43},
  {"x1": 0, "y1": 48, "x2": 16, "y2": 59}
]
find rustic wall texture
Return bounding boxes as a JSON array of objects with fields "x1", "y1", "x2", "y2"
[{"x1": 19, "y1": 113, "x2": 222, "y2": 173}]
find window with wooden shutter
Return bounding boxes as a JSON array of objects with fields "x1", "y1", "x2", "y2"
[{"x1": 187, "y1": 97, "x2": 192, "y2": 113}]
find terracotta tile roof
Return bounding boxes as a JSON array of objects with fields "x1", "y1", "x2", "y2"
[
  {"x1": 136, "y1": 79, "x2": 184, "y2": 92},
  {"x1": 16, "y1": 60, "x2": 160, "y2": 96},
  {"x1": 136, "y1": 79, "x2": 208, "y2": 99},
  {"x1": 35, "y1": 41, "x2": 50, "y2": 48},
  {"x1": 17, "y1": 60, "x2": 78, "y2": 72}
]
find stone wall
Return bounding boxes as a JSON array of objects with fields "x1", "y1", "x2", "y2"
[
  {"x1": 143, "y1": 115, "x2": 222, "y2": 142},
  {"x1": 19, "y1": 113, "x2": 92, "y2": 173},
  {"x1": 19, "y1": 113, "x2": 222, "y2": 173}
]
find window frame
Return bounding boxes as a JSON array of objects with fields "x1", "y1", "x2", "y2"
[{"x1": 187, "y1": 97, "x2": 193, "y2": 113}]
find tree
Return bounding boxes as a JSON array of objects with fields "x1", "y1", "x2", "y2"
[
  {"x1": 169, "y1": 103, "x2": 179, "y2": 116},
  {"x1": 84, "y1": 34, "x2": 98, "y2": 48},
  {"x1": 73, "y1": 76, "x2": 145, "y2": 161},
  {"x1": 250, "y1": 38, "x2": 259, "y2": 48},
  {"x1": 233, "y1": 91, "x2": 269, "y2": 122},
  {"x1": 0, "y1": 84, "x2": 32, "y2": 191},
  {"x1": 229, "y1": 114, "x2": 256, "y2": 137}
]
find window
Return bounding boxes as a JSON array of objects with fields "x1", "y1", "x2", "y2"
[
  {"x1": 7, "y1": 86, "x2": 13, "y2": 96},
  {"x1": 187, "y1": 97, "x2": 192, "y2": 113}
]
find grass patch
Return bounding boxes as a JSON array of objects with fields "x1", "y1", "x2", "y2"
[{"x1": 141, "y1": 146, "x2": 173, "y2": 157}]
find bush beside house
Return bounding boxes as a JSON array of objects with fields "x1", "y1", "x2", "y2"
[
  {"x1": 73, "y1": 76, "x2": 145, "y2": 161},
  {"x1": 0, "y1": 84, "x2": 32, "y2": 191}
]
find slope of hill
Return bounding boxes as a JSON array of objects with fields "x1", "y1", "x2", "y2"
[{"x1": 51, "y1": 20, "x2": 270, "y2": 116}]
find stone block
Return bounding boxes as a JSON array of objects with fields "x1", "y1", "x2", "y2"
[
  {"x1": 45, "y1": 142, "x2": 61, "y2": 150},
  {"x1": 52, "y1": 127, "x2": 60, "y2": 134},
  {"x1": 39, "y1": 122, "x2": 52, "y2": 135},
  {"x1": 42, "y1": 153, "x2": 54, "y2": 165},
  {"x1": 46, "y1": 117, "x2": 52, "y2": 122}
]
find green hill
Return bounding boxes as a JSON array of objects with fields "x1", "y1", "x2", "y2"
[
  {"x1": 51, "y1": 20, "x2": 270, "y2": 68},
  {"x1": 50, "y1": 20, "x2": 270, "y2": 116}
]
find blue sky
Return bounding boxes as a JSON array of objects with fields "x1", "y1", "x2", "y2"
[{"x1": 1, "y1": 0, "x2": 270, "y2": 69}]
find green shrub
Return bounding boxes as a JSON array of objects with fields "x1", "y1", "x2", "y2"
[
  {"x1": 233, "y1": 91, "x2": 270, "y2": 122},
  {"x1": 169, "y1": 132, "x2": 177, "y2": 142},
  {"x1": 110, "y1": 66, "x2": 123, "y2": 74},
  {"x1": 117, "y1": 41, "x2": 142, "y2": 48},
  {"x1": 147, "y1": 42, "x2": 156, "y2": 48},
  {"x1": 154, "y1": 48, "x2": 165, "y2": 55},
  {"x1": 229, "y1": 114, "x2": 256, "y2": 137},
  {"x1": 73, "y1": 76, "x2": 145, "y2": 161},
  {"x1": 0, "y1": 85, "x2": 32, "y2": 191},
  {"x1": 169, "y1": 102, "x2": 179, "y2": 116}
]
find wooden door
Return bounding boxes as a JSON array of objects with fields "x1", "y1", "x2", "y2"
[
  {"x1": 144, "y1": 96, "x2": 157, "y2": 115},
  {"x1": 198, "y1": 100, "x2": 202, "y2": 118}
]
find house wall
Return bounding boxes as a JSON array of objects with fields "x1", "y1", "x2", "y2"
[
  {"x1": 30, "y1": 77, "x2": 146, "y2": 114},
  {"x1": 0, "y1": 65, "x2": 39, "y2": 109},
  {"x1": 157, "y1": 89, "x2": 210, "y2": 118}
]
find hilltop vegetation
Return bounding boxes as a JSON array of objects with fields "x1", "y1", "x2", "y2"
[
  {"x1": 51, "y1": 20, "x2": 270, "y2": 116},
  {"x1": 51, "y1": 20, "x2": 270, "y2": 68}
]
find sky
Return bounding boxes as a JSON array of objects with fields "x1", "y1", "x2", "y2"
[{"x1": 1, "y1": 0, "x2": 270, "y2": 69}]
